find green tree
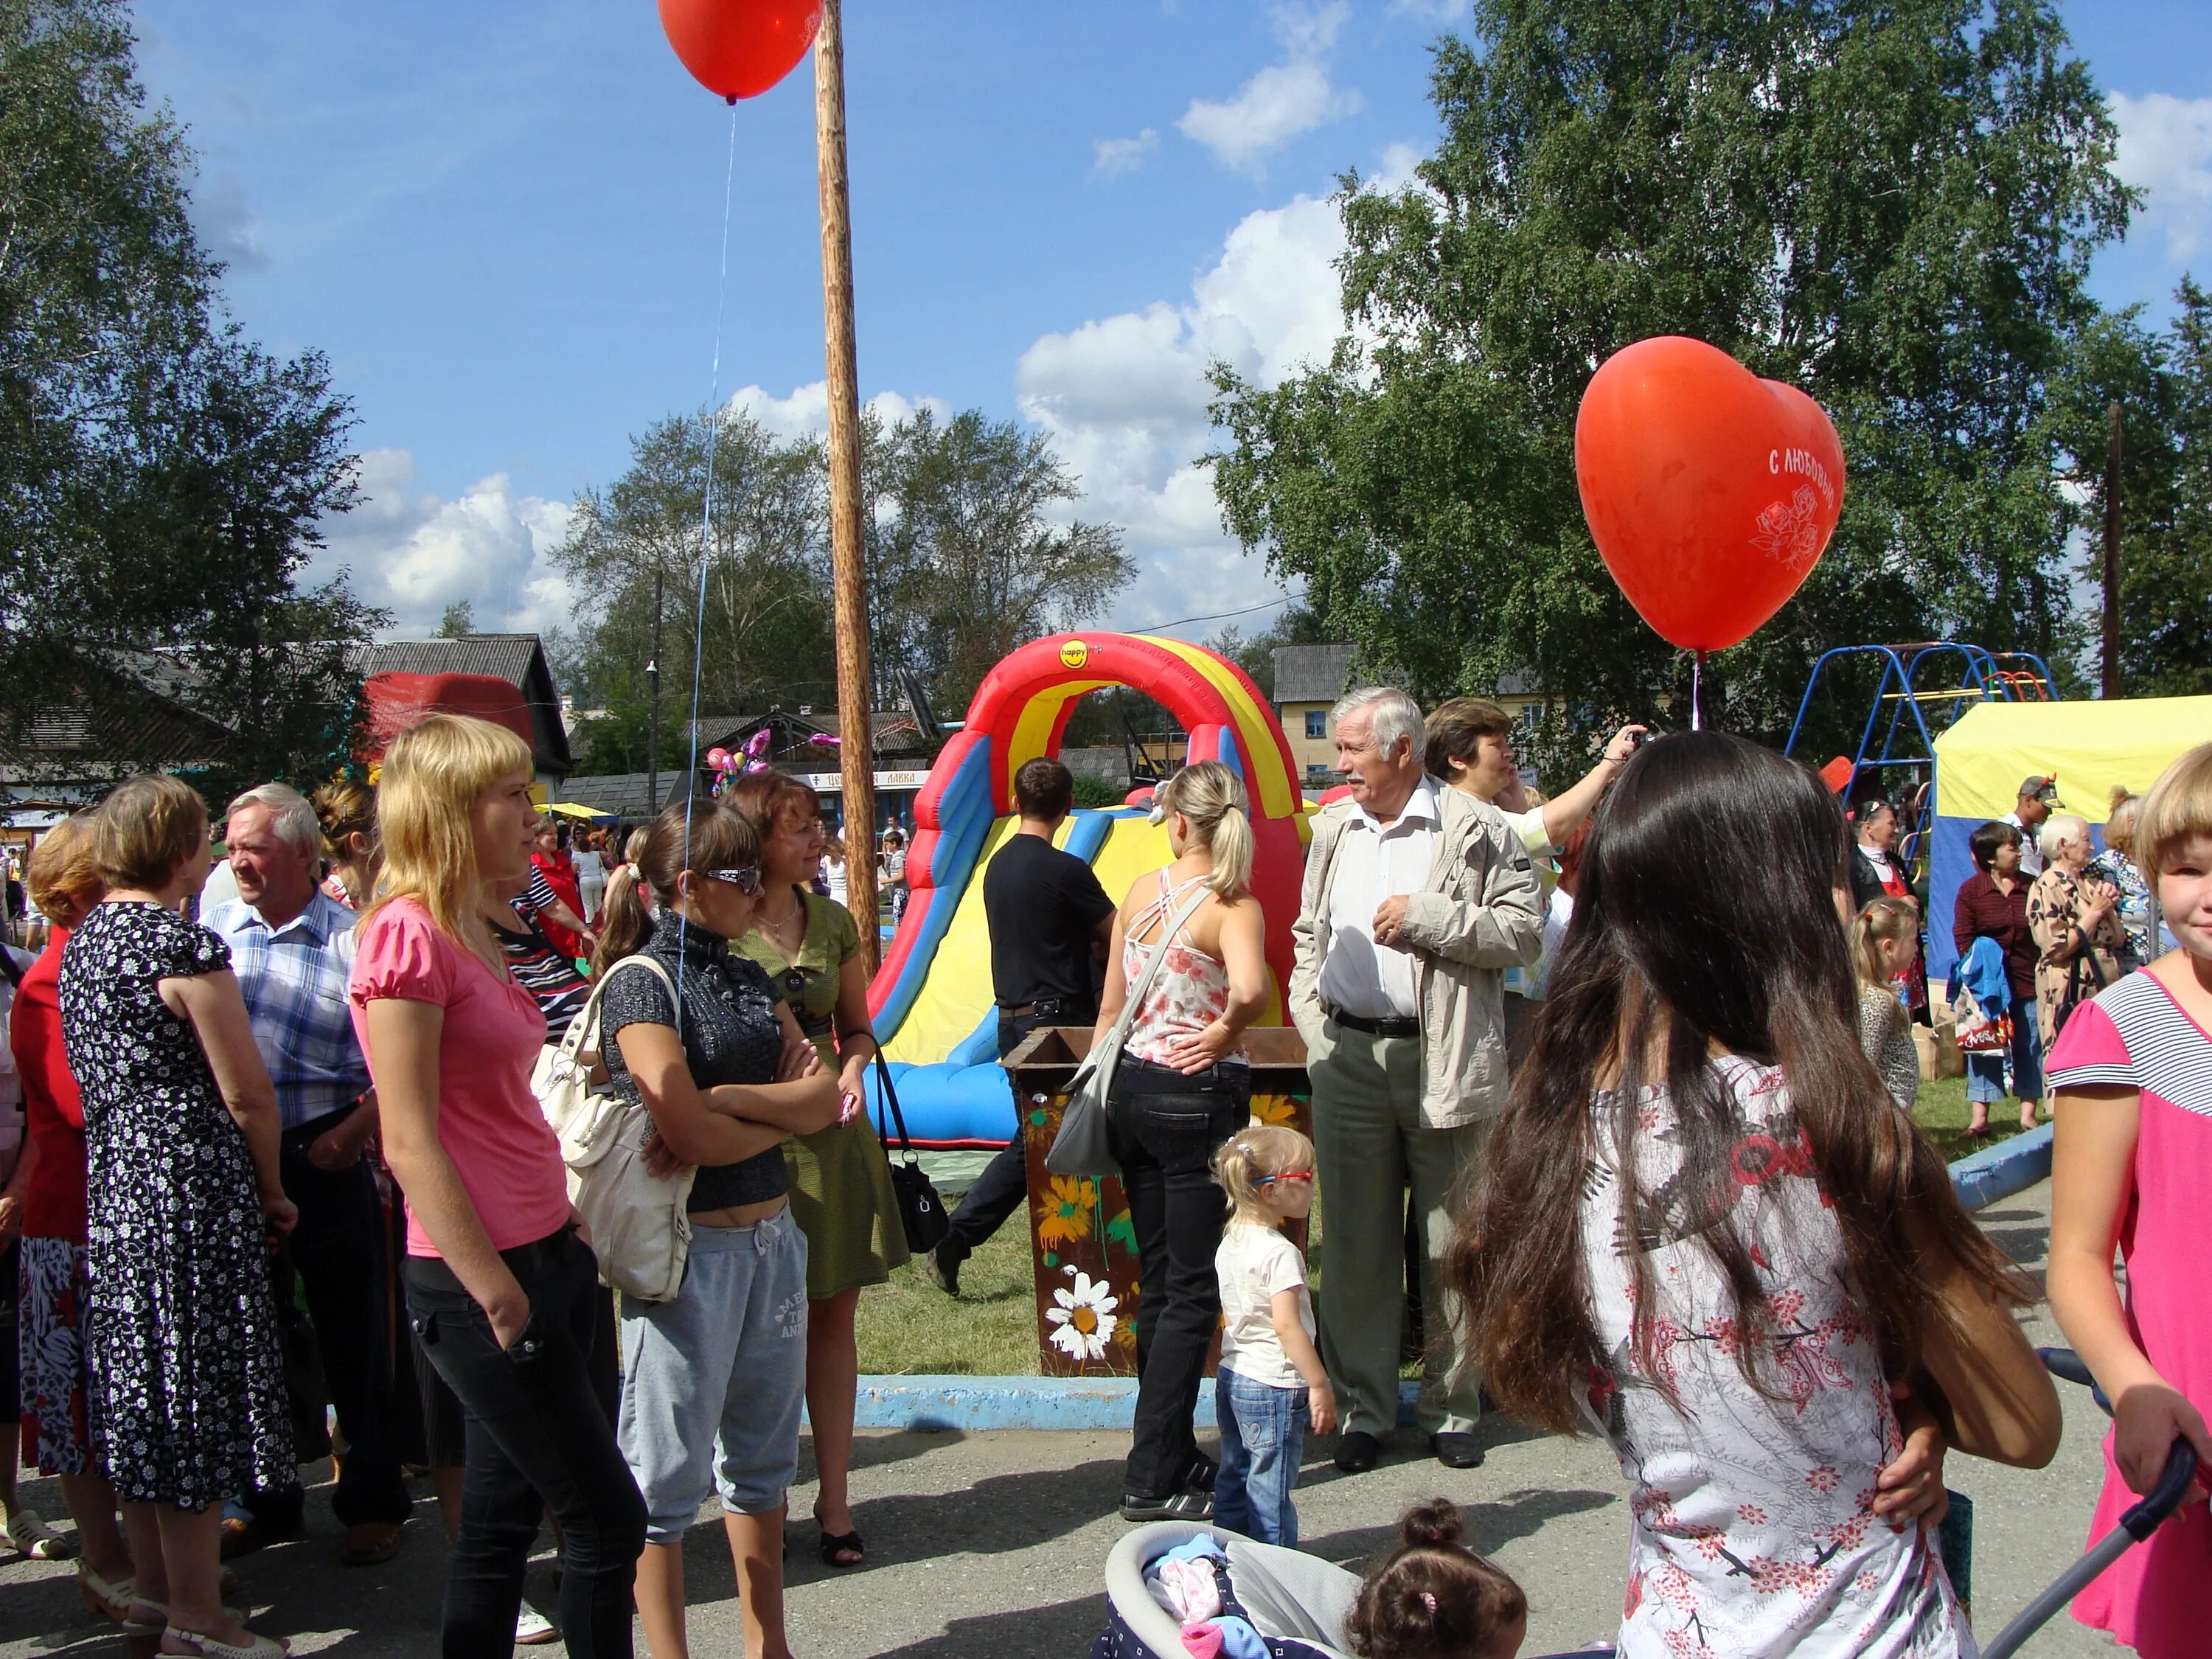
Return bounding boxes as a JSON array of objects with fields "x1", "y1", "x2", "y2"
[
  {"x1": 438, "y1": 599, "x2": 476, "y2": 639},
  {"x1": 1210, "y1": 0, "x2": 2130, "y2": 777},
  {"x1": 865, "y1": 408, "x2": 1134, "y2": 712},
  {"x1": 2050, "y1": 278, "x2": 2212, "y2": 697},
  {"x1": 1, "y1": 0, "x2": 375, "y2": 787},
  {"x1": 553, "y1": 408, "x2": 836, "y2": 770}
]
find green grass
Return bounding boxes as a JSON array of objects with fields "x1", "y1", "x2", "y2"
[
  {"x1": 853, "y1": 1074, "x2": 2040, "y2": 1378},
  {"x1": 854, "y1": 1220, "x2": 1040, "y2": 1376}
]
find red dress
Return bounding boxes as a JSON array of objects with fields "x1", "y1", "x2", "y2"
[
  {"x1": 530, "y1": 850, "x2": 586, "y2": 962},
  {"x1": 13, "y1": 931, "x2": 87, "y2": 1243}
]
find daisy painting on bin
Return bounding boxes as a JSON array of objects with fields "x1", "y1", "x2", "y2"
[{"x1": 1045, "y1": 1266, "x2": 1119, "y2": 1363}]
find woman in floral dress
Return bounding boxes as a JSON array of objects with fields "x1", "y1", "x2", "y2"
[
  {"x1": 1450, "y1": 733, "x2": 2059, "y2": 1658},
  {"x1": 62, "y1": 774, "x2": 295, "y2": 1659},
  {"x1": 2025, "y1": 813, "x2": 2127, "y2": 1048}
]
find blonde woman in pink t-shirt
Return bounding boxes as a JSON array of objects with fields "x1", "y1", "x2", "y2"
[{"x1": 351, "y1": 715, "x2": 647, "y2": 1659}]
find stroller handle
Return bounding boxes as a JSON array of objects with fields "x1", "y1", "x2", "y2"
[{"x1": 2121, "y1": 1439, "x2": 2199, "y2": 1542}]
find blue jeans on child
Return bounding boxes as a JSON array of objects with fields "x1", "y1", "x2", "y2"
[
  {"x1": 1214, "y1": 1368, "x2": 1307, "y2": 1546},
  {"x1": 1966, "y1": 994, "x2": 2044, "y2": 1105}
]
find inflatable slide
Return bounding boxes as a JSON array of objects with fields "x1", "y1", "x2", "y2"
[{"x1": 863, "y1": 633, "x2": 1310, "y2": 1147}]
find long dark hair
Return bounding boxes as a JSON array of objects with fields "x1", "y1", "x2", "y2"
[{"x1": 1446, "y1": 731, "x2": 2022, "y2": 1430}]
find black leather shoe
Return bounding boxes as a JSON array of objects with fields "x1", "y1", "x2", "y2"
[
  {"x1": 1333, "y1": 1430, "x2": 1381, "y2": 1473},
  {"x1": 1431, "y1": 1430, "x2": 1484, "y2": 1469},
  {"x1": 922, "y1": 1246, "x2": 961, "y2": 1297}
]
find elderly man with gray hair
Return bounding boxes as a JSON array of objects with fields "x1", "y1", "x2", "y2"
[
  {"x1": 1289, "y1": 687, "x2": 1542, "y2": 1474},
  {"x1": 201, "y1": 783, "x2": 411, "y2": 1567}
]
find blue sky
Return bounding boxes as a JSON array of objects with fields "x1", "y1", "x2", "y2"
[{"x1": 131, "y1": 1, "x2": 2212, "y2": 648}]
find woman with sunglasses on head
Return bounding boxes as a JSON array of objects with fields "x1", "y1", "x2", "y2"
[
  {"x1": 723, "y1": 771, "x2": 909, "y2": 1571},
  {"x1": 591, "y1": 800, "x2": 844, "y2": 1659}
]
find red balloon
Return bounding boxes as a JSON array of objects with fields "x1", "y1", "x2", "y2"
[
  {"x1": 1574, "y1": 336, "x2": 1846, "y2": 654},
  {"x1": 658, "y1": 0, "x2": 821, "y2": 102}
]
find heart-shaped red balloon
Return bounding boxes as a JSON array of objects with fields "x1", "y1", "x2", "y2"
[
  {"x1": 659, "y1": 0, "x2": 821, "y2": 102},
  {"x1": 1575, "y1": 336, "x2": 1846, "y2": 653}
]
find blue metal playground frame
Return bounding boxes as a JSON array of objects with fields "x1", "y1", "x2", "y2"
[{"x1": 1783, "y1": 642, "x2": 2061, "y2": 871}]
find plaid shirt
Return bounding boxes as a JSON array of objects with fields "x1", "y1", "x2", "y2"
[{"x1": 203, "y1": 891, "x2": 370, "y2": 1131}]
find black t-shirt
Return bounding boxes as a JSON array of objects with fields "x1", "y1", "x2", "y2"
[{"x1": 984, "y1": 831, "x2": 1115, "y2": 1009}]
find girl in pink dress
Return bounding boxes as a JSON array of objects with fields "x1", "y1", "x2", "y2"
[{"x1": 2048, "y1": 739, "x2": 2212, "y2": 1658}]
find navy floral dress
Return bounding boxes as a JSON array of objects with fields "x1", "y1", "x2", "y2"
[{"x1": 59, "y1": 901, "x2": 292, "y2": 1508}]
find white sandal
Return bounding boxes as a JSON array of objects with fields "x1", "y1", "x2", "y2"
[
  {"x1": 4, "y1": 1502, "x2": 75, "y2": 1560},
  {"x1": 159, "y1": 1626, "x2": 288, "y2": 1658},
  {"x1": 77, "y1": 1561, "x2": 137, "y2": 1619}
]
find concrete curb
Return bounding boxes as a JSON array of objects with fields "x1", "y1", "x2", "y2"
[
  {"x1": 849, "y1": 1137, "x2": 2053, "y2": 1431},
  {"x1": 1948, "y1": 1123, "x2": 2054, "y2": 1214}
]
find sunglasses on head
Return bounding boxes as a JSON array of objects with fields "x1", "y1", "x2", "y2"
[{"x1": 704, "y1": 866, "x2": 762, "y2": 895}]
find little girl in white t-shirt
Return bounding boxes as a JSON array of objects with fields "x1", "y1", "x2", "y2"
[{"x1": 1210, "y1": 1125, "x2": 1335, "y2": 1545}]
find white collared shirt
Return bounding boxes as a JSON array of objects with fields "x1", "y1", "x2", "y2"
[
  {"x1": 1317, "y1": 777, "x2": 1443, "y2": 1020},
  {"x1": 2003, "y1": 813, "x2": 2045, "y2": 878}
]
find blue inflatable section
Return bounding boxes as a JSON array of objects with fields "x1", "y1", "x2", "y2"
[{"x1": 866, "y1": 807, "x2": 1124, "y2": 1149}]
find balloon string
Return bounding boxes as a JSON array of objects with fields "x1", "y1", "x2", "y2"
[
  {"x1": 1691, "y1": 652, "x2": 1705, "y2": 731},
  {"x1": 677, "y1": 102, "x2": 742, "y2": 988}
]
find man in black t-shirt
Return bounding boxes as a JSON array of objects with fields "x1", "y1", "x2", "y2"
[{"x1": 926, "y1": 757, "x2": 1115, "y2": 1295}]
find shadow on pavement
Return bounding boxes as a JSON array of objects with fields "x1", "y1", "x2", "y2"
[
  {"x1": 871, "y1": 1591, "x2": 1110, "y2": 1659},
  {"x1": 1301, "y1": 1484, "x2": 1618, "y2": 1571},
  {"x1": 800, "y1": 1426, "x2": 968, "y2": 1481}
]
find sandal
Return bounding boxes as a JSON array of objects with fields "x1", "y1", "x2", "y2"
[
  {"x1": 159, "y1": 1626, "x2": 288, "y2": 1658},
  {"x1": 5, "y1": 1503, "x2": 75, "y2": 1560},
  {"x1": 77, "y1": 1561, "x2": 136, "y2": 1620},
  {"x1": 816, "y1": 1524, "x2": 864, "y2": 1569}
]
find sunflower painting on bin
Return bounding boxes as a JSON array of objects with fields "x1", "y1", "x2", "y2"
[
  {"x1": 1251, "y1": 1094, "x2": 1299, "y2": 1130},
  {"x1": 1035, "y1": 1175, "x2": 1095, "y2": 1246}
]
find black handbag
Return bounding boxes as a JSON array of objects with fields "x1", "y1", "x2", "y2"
[
  {"x1": 2053, "y1": 929, "x2": 2110, "y2": 1040},
  {"x1": 872, "y1": 1050, "x2": 950, "y2": 1255}
]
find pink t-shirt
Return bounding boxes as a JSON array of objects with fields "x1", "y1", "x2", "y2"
[
  {"x1": 349, "y1": 897, "x2": 566, "y2": 1257},
  {"x1": 2045, "y1": 970, "x2": 2212, "y2": 1658}
]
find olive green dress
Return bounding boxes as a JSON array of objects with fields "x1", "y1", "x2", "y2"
[{"x1": 736, "y1": 889, "x2": 911, "y2": 1298}]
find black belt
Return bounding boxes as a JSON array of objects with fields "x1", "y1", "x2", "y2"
[
  {"x1": 999, "y1": 998, "x2": 1091, "y2": 1022},
  {"x1": 1324, "y1": 1003, "x2": 1419, "y2": 1039}
]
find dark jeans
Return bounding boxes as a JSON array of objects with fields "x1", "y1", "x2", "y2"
[
  {"x1": 1107, "y1": 1054, "x2": 1249, "y2": 1498},
  {"x1": 406, "y1": 1228, "x2": 646, "y2": 1659},
  {"x1": 938, "y1": 1002, "x2": 1096, "y2": 1263},
  {"x1": 243, "y1": 1110, "x2": 411, "y2": 1529}
]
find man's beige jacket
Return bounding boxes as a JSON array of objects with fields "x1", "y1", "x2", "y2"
[{"x1": 1288, "y1": 785, "x2": 1543, "y2": 1128}]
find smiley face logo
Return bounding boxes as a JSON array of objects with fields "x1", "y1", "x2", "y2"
[{"x1": 1059, "y1": 639, "x2": 1089, "y2": 669}]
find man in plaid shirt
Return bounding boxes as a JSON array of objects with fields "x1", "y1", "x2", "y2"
[{"x1": 203, "y1": 783, "x2": 410, "y2": 1568}]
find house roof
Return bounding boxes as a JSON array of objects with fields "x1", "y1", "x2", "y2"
[
  {"x1": 0, "y1": 650, "x2": 236, "y2": 782},
  {"x1": 553, "y1": 770, "x2": 702, "y2": 821},
  {"x1": 692, "y1": 709, "x2": 927, "y2": 759},
  {"x1": 358, "y1": 634, "x2": 573, "y2": 776},
  {"x1": 1272, "y1": 642, "x2": 1357, "y2": 706}
]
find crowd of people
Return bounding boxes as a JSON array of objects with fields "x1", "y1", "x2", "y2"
[{"x1": 0, "y1": 696, "x2": 2206, "y2": 1659}]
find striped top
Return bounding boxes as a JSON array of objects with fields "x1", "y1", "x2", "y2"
[
  {"x1": 2042, "y1": 967, "x2": 2212, "y2": 1655},
  {"x1": 2044, "y1": 969, "x2": 2212, "y2": 1117}
]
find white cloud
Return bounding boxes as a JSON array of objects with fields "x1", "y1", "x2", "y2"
[
  {"x1": 1178, "y1": 2, "x2": 1362, "y2": 177},
  {"x1": 1385, "y1": 0, "x2": 1467, "y2": 18},
  {"x1": 311, "y1": 450, "x2": 574, "y2": 639},
  {"x1": 1093, "y1": 129, "x2": 1160, "y2": 178},
  {"x1": 725, "y1": 381, "x2": 951, "y2": 442},
  {"x1": 1016, "y1": 187, "x2": 1357, "y2": 633},
  {"x1": 2111, "y1": 91, "x2": 2212, "y2": 260}
]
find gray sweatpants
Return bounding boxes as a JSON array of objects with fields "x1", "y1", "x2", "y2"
[{"x1": 617, "y1": 1207, "x2": 809, "y2": 1540}]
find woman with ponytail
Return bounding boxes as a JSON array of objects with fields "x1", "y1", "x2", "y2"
[
  {"x1": 1447, "y1": 731, "x2": 2060, "y2": 1658},
  {"x1": 1095, "y1": 759, "x2": 1270, "y2": 1521}
]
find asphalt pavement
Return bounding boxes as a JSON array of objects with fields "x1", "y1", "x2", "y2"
[{"x1": 1, "y1": 1179, "x2": 2129, "y2": 1657}]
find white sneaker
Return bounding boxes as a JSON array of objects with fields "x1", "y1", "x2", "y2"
[{"x1": 514, "y1": 1606, "x2": 557, "y2": 1645}]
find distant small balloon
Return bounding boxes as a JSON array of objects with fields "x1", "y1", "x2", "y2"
[{"x1": 658, "y1": 0, "x2": 821, "y2": 102}]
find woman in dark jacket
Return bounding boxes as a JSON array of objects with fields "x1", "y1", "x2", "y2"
[
  {"x1": 1849, "y1": 796, "x2": 1925, "y2": 1017},
  {"x1": 1951, "y1": 820, "x2": 2043, "y2": 1136}
]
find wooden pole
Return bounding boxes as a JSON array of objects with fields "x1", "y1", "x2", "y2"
[
  {"x1": 2102, "y1": 400, "x2": 2123, "y2": 700},
  {"x1": 815, "y1": 0, "x2": 879, "y2": 967}
]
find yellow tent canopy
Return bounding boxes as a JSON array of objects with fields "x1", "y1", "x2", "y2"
[
  {"x1": 1932, "y1": 695, "x2": 2212, "y2": 824},
  {"x1": 543, "y1": 799, "x2": 611, "y2": 821}
]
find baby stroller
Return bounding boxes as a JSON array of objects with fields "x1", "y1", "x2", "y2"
[{"x1": 1092, "y1": 1351, "x2": 2197, "y2": 1659}]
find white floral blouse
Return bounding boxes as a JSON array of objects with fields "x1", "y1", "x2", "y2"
[{"x1": 1579, "y1": 1057, "x2": 1968, "y2": 1658}]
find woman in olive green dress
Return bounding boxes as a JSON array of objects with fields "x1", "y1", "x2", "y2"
[{"x1": 724, "y1": 773, "x2": 908, "y2": 1569}]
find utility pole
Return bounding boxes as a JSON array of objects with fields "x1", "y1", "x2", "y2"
[
  {"x1": 2102, "y1": 401, "x2": 2123, "y2": 700},
  {"x1": 815, "y1": 0, "x2": 880, "y2": 967},
  {"x1": 647, "y1": 566, "x2": 664, "y2": 815}
]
